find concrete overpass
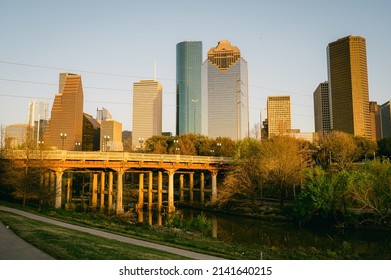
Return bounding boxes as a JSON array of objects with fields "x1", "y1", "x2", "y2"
[{"x1": 4, "y1": 150, "x2": 231, "y2": 214}]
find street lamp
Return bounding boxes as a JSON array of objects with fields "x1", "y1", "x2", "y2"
[
  {"x1": 103, "y1": 135, "x2": 110, "y2": 151},
  {"x1": 60, "y1": 133, "x2": 67, "y2": 150},
  {"x1": 216, "y1": 142, "x2": 222, "y2": 156},
  {"x1": 138, "y1": 138, "x2": 144, "y2": 152},
  {"x1": 75, "y1": 142, "x2": 81, "y2": 151}
]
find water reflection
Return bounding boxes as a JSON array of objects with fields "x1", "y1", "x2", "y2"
[{"x1": 132, "y1": 208, "x2": 391, "y2": 259}]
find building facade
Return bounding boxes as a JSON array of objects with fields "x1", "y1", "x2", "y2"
[
  {"x1": 267, "y1": 96, "x2": 291, "y2": 138},
  {"x1": 313, "y1": 82, "x2": 331, "y2": 135},
  {"x1": 369, "y1": 101, "x2": 382, "y2": 141},
  {"x1": 5, "y1": 124, "x2": 28, "y2": 148},
  {"x1": 176, "y1": 41, "x2": 203, "y2": 135},
  {"x1": 380, "y1": 100, "x2": 391, "y2": 138},
  {"x1": 202, "y1": 40, "x2": 249, "y2": 140},
  {"x1": 44, "y1": 73, "x2": 84, "y2": 150},
  {"x1": 82, "y1": 113, "x2": 101, "y2": 151},
  {"x1": 100, "y1": 119, "x2": 123, "y2": 151},
  {"x1": 28, "y1": 100, "x2": 49, "y2": 145},
  {"x1": 96, "y1": 107, "x2": 112, "y2": 122},
  {"x1": 132, "y1": 80, "x2": 162, "y2": 149},
  {"x1": 327, "y1": 35, "x2": 371, "y2": 138}
]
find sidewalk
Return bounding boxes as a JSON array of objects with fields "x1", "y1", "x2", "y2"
[
  {"x1": 0, "y1": 221, "x2": 54, "y2": 260},
  {"x1": 0, "y1": 206, "x2": 225, "y2": 260}
]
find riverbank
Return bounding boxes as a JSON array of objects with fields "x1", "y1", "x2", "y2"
[{"x1": 2, "y1": 201, "x2": 388, "y2": 259}]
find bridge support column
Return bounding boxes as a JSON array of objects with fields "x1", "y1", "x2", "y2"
[
  {"x1": 189, "y1": 172, "x2": 194, "y2": 204},
  {"x1": 115, "y1": 169, "x2": 124, "y2": 215},
  {"x1": 55, "y1": 170, "x2": 63, "y2": 208},
  {"x1": 92, "y1": 173, "x2": 98, "y2": 208},
  {"x1": 157, "y1": 171, "x2": 163, "y2": 212},
  {"x1": 200, "y1": 172, "x2": 205, "y2": 204},
  {"x1": 167, "y1": 169, "x2": 176, "y2": 213},
  {"x1": 100, "y1": 172, "x2": 105, "y2": 212},
  {"x1": 137, "y1": 173, "x2": 144, "y2": 210},
  {"x1": 148, "y1": 171, "x2": 153, "y2": 210},
  {"x1": 211, "y1": 170, "x2": 218, "y2": 202},
  {"x1": 179, "y1": 174, "x2": 184, "y2": 203},
  {"x1": 108, "y1": 172, "x2": 113, "y2": 213},
  {"x1": 65, "y1": 178, "x2": 72, "y2": 209}
]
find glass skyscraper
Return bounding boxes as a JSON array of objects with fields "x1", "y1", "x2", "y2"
[
  {"x1": 203, "y1": 40, "x2": 249, "y2": 140},
  {"x1": 176, "y1": 41, "x2": 202, "y2": 135}
]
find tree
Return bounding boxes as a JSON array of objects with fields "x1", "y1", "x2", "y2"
[
  {"x1": 354, "y1": 136, "x2": 377, "y2": 161},
  {"x1": 1, "y1": 131, "x2": 50, "y2": 208},
  {"x1": 321, "y1": 131, "x2": 359, "y2": 171},
  {"x1": 349, "y1": 162, "x2": 391, "y2": 227},
  {"x1": 259, "y1": 136, "x2": 311, "y2": 207},
  {"x1": 378, "y1": 137, "x2": 391, "y2": 159}
]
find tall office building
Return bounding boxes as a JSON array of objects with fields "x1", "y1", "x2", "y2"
[
  {"x1": 369, "y1": 101, "x2": 382, "y2": 141},
  {"x1": 313, "y1": 82, "x2": 331, "y2": 135},
  {"x1": 267, "y1": 96, "x2": 291, "y2": 138},
  {"x1": 44, "y1": 73, "x2": 84, "y2": 150},
  {"x1": 132, "y1": 80, "x2": 162, "y2": 149},
  {"x1": 203, "y1": 40, "x2": 249, "y2": 140},
  {"x1": 327, "y1": 35, "x2": 371, "y2": 138},
  {"x1": 28, "y1": 100, "x2": 49, "y2": 144},
  {"x1": 380, "y1": 100, "x2": 391, "y2": 138},
  {"x1": 176, "y1": 41, "x2": 202, "y2": 135}
]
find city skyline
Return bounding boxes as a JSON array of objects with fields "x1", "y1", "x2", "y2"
[{"x1": 1, "y1": 1, "x2": 390, "y2": 136}]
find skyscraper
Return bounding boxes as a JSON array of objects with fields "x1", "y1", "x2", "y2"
[
  {"x1": 369, "y1": 101, "x2": 382, "y2": 141},
  {"x1": 203, "y1": 40, "x2": 249, "y2": 140},
  {"x1": 132, "y1": 80, "x2": 162, "y2": 149},
  {"x1": 380, "y1": 100, "x2": 391, "y2": 138},
  {"x1": 176, "y1": 41, "x2": 202, "y2": 135},
  {"x1": 44, "y1": 73, "x2": 84, "y2": 150},
  {"x1": 327, "y1": 35, "x2": 371, "y2": 138},
  {"x1": 28, "y1": 100, "x2": 49, "y2": 145},
  {"x1": 313, "y1": 82, "x2": 331, "y2": 135},
  {"x1": 267, "y1": 96, "x2": 291, "y2": 138}
]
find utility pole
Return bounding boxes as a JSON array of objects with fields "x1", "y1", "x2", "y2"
[{"x1": 236, "y1": 76, "x2": 244, "y2": 140}]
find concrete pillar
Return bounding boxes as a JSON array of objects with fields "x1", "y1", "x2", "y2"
[
  {"x1": 50, "y1": 172, "x2": 55, "y2": 205},
  {"x1": 100, "y1": 172, "x2": 105, "y2": 212},
  {"x1": 66, "y1": 178, "x2": 72, "y2": 205},
  {"x1": 168, "y1": 169, "x2": 175, "y2": 213},
  {"x1": 211, "y1": 170, "x2": 218, "y2": 202},
  {"x1": 108, "y1": 172, "x2": 113, "y2": 212},
  {"x1": 137, "y1": 173, "x2": 144, "y2": 210},
  {"x1": 92, "y1": 173, "x2": 98, "y2": 207},
  {"x1": 189, "y1": 172, "x2": 194, "y2": 203},
  {"x1": 55, "y1": 170, "x2": 63, "y2": 208},
  {"x1": 157, "y1": 171, "x2": 163, "y2": 212},
  {"x1": 200, "y1": 172, "x2": 205, "y2": 204},
  {"x1": 115, "y1": 169, "x2": 124, "y2": 214},
  {"x1": 148, "y1": 171, "x2": 153, "y2": 210},
  {"x1": 179, "y1": 174, "x2": 184, "y2": 203}
]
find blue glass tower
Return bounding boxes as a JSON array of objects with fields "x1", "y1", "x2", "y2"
[{"x1": 176, "y1": 41, "x2": 202, "y2": 135}]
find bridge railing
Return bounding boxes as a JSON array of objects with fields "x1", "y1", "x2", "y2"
[{"x1": 5, "y1": 150, "x2": 231, "y2": 164}]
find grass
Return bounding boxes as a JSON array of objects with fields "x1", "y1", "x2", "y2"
[{"x1": 0, "y1": 211, "x2": 190, "y2": 260}]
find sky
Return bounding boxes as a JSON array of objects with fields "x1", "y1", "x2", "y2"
[{"x1": 1, "y1": 0, "x2": 390, "y2": 135}]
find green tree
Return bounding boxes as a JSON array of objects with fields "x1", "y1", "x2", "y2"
[{"x1": 378, "y1": 137, "x2": 391, "y2": 159}]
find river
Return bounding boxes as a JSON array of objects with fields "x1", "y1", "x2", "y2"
[{"x1": 133, "y1": 207, "x2": 391, "y2": 259}]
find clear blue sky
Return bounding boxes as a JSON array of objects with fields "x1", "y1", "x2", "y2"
[{"x1": 1, "y1": 0, "x2": 390, "y2": 135}]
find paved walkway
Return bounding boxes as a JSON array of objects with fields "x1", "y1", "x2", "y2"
[
  {"x1": 0, "y1": 206, "x2": 224, "y2": 260},
  {"x1": 0, "y1": 220, "x2": 54, "y2": 260}
]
